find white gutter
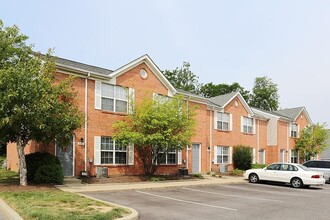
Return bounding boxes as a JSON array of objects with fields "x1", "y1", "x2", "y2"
[
  {"x1": 257, "y1": 119, "x2": 260, "y2": 163},
  {"x1": 84, "y1": 73, "x2": 91, "y2": 171},
  {"x1": 209, "y1": 109, "x2": 213, "y2": 172}
]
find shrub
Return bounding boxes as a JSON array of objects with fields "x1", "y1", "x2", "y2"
[
  {"x1": 193, "y1": 173, "x2": 204, "y2": 179},
  {"x1": 149, "y1": 176, "x2": 165, "y2": 182},
  {"x1": 251, "y1": 163, "x2": 267, "y2": 169},
  {"x1": 26, "y1": 152, "x2": 62, "y2": 182},
  {"x1": 232, "y1": 145, "x2": 253, "y2": 170},
  {"x1": 34, "y1": 164, "x2": 64, "y2": 184},
  {"x1": 231, "y1": 168, "x2": 244, "y2": 176}
]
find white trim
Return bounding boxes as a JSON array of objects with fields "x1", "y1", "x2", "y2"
[
  {"x1": 128, "y1": 144, "x2": 134, "y2": 165},
  {"x1": 128, "y1": 88, "x2": 135, "y2": 114},
  {"x1": 95, "y1": 81, "x2": 102, "y2": 109},
  {"x1": 229, "y1": 146, "x2": 233, "y2": 164},
  {"x1": 229, "y1": 114, "x2": 233, "y2": 131},
  {"x1": 94, "y1": 136, "x2": 101, "y2": 165},
  {"x1": 177, "y1": 150, "x2": 182, "y2": 165},
  {"x1": 214, "y1": 145, "x2": 218, "y2": 164},
  {"x1": 252, "y1": 148, "x2": 256, "y2": 164},
  {"x1": 221, "y1": 92, "x2": 254, "y2": 117}
]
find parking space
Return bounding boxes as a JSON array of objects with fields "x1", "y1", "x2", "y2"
[{"x1": 82, "y1": 182, "x2": 330, "y2": 220}]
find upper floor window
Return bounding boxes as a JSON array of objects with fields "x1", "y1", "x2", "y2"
[
  {"x1": 100, "y1": 137, "x2": 127, "y2": 165},
  {"x1": 217, "y1": 112, "x2": 229, "y2": 131},
  {"x1": 242, "y1": 116, "x2": 253, "y2": 134},
  {"x1": 290, "y1": 123, "x2": 298, "y2": 138},
  {"x1": 101, "y1": 83, "x2": 128, "y2": 113}
]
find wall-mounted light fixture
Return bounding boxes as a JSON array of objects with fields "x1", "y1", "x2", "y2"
[{"x1": 78, "y1": 138, "x2": 85, "y2": 146}]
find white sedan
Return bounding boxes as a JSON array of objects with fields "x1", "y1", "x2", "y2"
[{"x1": 244, "y1": 162, "x2": 325, "y2": 188}]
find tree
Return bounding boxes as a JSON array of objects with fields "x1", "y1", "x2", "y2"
[
  {"x1": 112, "y1": 96, "x2": 196, "y2": 176},
  {"x1": 163, "y1": 62, "x2": 201, "y2": 94},
  {"x1": 295, "y1": 123, "x2": 329, "y2": 161},
  {"x1": 232, "y1": 145, "x2": 253, "y2": 170},
  {"x1": 249, "y1": 76, "x2": 279, "y2": 111},
  {"x1": 200, "y1": 82, "x2": 250, "y2": 101},
  {"x1": 0, "y1": 20, "x2": 84, "y2": 186}
]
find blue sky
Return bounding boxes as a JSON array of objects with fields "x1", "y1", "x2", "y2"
[{"x1": 2, "y1": 1, "x2": 330, "y2": 126}]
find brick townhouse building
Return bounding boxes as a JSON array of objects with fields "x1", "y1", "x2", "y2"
[{"x1": 6, "y1": 54, "x2": 313, "y2": 177}]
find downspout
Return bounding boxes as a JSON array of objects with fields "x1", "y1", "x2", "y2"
[
  {"x1": 209, "y1": 109, "x2": 213, "y2": 172},
  {"x1": 286, "y1": 122, "x2": 289, "y2": 162},
  {"x1": 186, "y1": 99, "x2": 189, "y2": 169},
  {"x1": 84, "y1": 73, "x2": 90, "y2": 171},
  {"x1": 257, "y1": 119, "x2": 260, "y2": 163}
]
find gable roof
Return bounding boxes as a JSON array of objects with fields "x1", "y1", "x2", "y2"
[
  {"x1": 251, "y1": 107, "x2": 292, "y2": 121},
  {"x1": 209, "y1": 91, "x2": 254, "y2": 116},
  {"x1": 275, "y1": 107, "x2": 312, "y2": 124},
  {"x1": 109, "y1": 54, "x2": 177, "y2": 96},
  {"x1": 55, "y1": 56, "x2": 113, "y2": 76}
]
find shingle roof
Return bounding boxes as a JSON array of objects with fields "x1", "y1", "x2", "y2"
[
  {"x1": 274, "y1": 107, "x2": 305, "y2": 120},
  {"x1": 55, "y1": 56, "x2": 113, "y2": 75},
  {"x1": 209, "y1": 92, "x2": 238, "y2": 107}
]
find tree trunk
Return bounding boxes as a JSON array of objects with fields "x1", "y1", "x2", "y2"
[{"x1": 16, "y1": 136, "x2": 28, "y2": 186}]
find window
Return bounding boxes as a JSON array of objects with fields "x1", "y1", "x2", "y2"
[
  {"x1": 216, "y1": 146, "x2": 229, "y2": 163},
  {"x1": 101, "y1": 83, "x2": 128, "y2": 113},
  {"x1": 290, "y1": 150, "x2": 298, "y2": 163},
  {"x1": 290, "y1": 123, "x2": 298, "y2": 138},
  {"x1": 266, "y1": 164, "x2": 280, "y2": 170},
  {"x1": 100, "y1": 137, "x2": 127, "y2": 164},
  {"x1": 157, "y1": 148, "x2": 177, "y2": 165},
  {"x1": 217, "y1": 112, "x2": 229, "y2": 131},
  {"x1": 242, "y1": 117, "x2": 253, "y2": 134}
]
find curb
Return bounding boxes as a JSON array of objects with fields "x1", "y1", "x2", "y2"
[
  {"x1": 0, "y1": 199, "x2": 23, "y2": 220},
  {"x1": 77, "y1": 193, "x2": 139, "y2": 220}
]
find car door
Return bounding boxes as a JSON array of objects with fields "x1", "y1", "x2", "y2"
[
  {"x1": 277, "y1": 164, "x2": 297, "y2": 183},
  {"x1": 261, "y1": 164, "x2": 281, "y2": 181}
]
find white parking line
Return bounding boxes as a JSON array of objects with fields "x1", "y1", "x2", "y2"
[
  {"x1": 182, "y1": 187, "x2": 284, "y2": 203},
  {"x1": 136, "y1": 190, "x2": 237, "y2": 211},
  {"x1": 216, "y1": 185, "x2": 315, "y2": 198}
]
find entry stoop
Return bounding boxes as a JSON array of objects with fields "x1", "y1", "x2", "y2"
[{"x1": 63, "y1": 177, "x2": 82, "y2": 185}]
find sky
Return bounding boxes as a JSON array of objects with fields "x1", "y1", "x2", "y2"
[{"x1": 1, "y1": 1, "x2": 330, "y2": 126}]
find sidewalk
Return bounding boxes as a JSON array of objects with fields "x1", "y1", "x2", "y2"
[{"x1": 55, "y1": 175, "x2": 246, "y2": 193}]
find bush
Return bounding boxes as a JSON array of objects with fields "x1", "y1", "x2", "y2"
[
  {"x1": 232, "y1": 145, "x2": 253, "y2": 170},
  {"x1": 251, "y1": 163, "x2": 267, "y2": 169},
  {"x1": 34, "y1": 164, "x2": 64, "y2": 184},
  {"x1": 193, "y1": 173, "x2": 204, "y2": 179},
  {"x1": 231, "y1": 169, "x2": 244, "y2": 176},
  {"x1": 26, "y1": 152, "x2": 62, "y2": 183}
]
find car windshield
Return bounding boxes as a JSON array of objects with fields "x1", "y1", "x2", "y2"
[{"x1": 296, "y1": 164, "x2": 311, "y2": 171}]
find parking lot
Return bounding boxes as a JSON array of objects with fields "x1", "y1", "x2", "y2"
[{"x1": 82, "y1": 182, "x2": 330, "y2": 220}]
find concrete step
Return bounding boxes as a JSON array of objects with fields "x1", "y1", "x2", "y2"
[{"x1": 63, "y1": 177, "x2": 82, "y2": 184}]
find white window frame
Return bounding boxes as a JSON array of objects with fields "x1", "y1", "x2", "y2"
[
  {"x1": 290, "y1": 150, "x2": 298, "y2": 163},
  {"x1": 157, "y1": 147, "x2": 178, "y2": 165},
  {"x1": 100, "y1": 83, "x2": 129, "y2": 113},
  {"x1": 290, "y1": 123, "x2": 299, "y2": 138},
  {"x1": 217, "y1": 112, "x2": 230, "y2": 131},
  {"x1": 279, "y1": 149, "x2": 285, "y2": 163},
  {"x1": 100, "y1": 136, "x2": 127, "y2": 165},
  {"x1": 216, "y1": 146, "x2": 229, "y2": 164},
  {"x1": 242, "y1": 116, "x2": 254, "y2": 134}
]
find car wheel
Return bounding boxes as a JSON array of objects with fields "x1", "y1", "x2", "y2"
[
  {"x1": 249, "y1": 173, "x2": 259, "y2": 183},
  {"x1": 291, "y1": 177, "x2": 303, "y2": 188}
]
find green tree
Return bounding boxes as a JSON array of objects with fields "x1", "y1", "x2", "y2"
[
  {"x1": 163, "y1": 62, "x2": 201, "y2": 94},
  {"x1": 249, "y1": 76, "x2": 279, "y2": 111},
  {"x1": 232, "y1": 145, "x2": 253, "y2": 170},
  {"x1": 295, "y1": 123, "x2": 329, "y2": 161},
  {"x1": 200, "y1": 82, "x2": 250, "y2": 101},
  {"x1": 0, "y1": 20, "x2": 84, "y2": 186},
  {"x1": 112, "y1": 96, "x2": 196, "y2": 176}
]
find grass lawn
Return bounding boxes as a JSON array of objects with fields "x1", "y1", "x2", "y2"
[{"x1": 0, "y1": 168, "x2": 129, "y2": 220}]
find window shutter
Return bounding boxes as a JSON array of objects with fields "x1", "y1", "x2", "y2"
[
  {"x1": 252, "y1": 148, "x2": 256, "y2": 164},
  {"x1": 95, "y1": 81, "x2": 102, "y2": 110},
  {"x1": 297, "y1": 124, "x2": 300, "y2": 138},
  {"x1": 214, "y1": 111, "x2": 218, "y2": 129},
  {"x1": 128, "y1": 144, "x2": 134, "y2": 165},
  {"x1": 229, "y1": 146, "x2": 233, "y2": 164},
  {"x1": 128, "y1": 88, "x2": 135, "y2": 114},
  {"x1": 253, "y1": 118, "x2": 256, "y2": 134},
  {"x1": 289, "y1": 150, "x2": 292, "y2": 163},
  {"x1": 289, "y1": 123, "x2": 292, "y2": 137},
  {"x1": 214, "y1": 146, "x2": 218, "y2": 164},
  {"x1": 229, "y1": 114, "x2": 233, "y2": 131},
  {"x1": 94, "y1": 136, "x2": 101, "y2": 165},
  {"x1": 241, "y1": 116, "x2": 244, "y2": 132},
  {"x1": 177, "y1": 150, "x2": 182, "y2": 165}
]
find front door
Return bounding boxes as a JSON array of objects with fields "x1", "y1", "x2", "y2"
[
  {"x1": 192, "y1": 143, "x2": 201, "y2": 173},
  {"x1": 56, "y1": 136, "x2": 74, "y2": 176}
]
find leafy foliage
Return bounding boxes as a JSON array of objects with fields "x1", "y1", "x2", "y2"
[
  {"x1": 295, "y1": 123, "x2": 329, "y2": 161},
  {"x1": 113, "y1": 95, "x2": 196, "y2": 176},
  {"x1": 163, "y1": 62, "x2": 201, "y2": 94},
  {"x1": 34, "y1": 164, "x2": 63, "y2": 184},
  {"x1": 249, "y1": 76, "x2": 279, "y2": 111},
  {"x1": 0, "y1": 20, "x2": 83, "y2": 185},
  {"x1": 232, "y1": 145, "x2": 253, "y2": 170},
  {"x1": 251, "y1": 163, "x2": 267, "y2": 169},
  {"x1": 200, "y1": 82, "x2": 250, "y2": 101},
  {"x1": 26, "y1": 152, "x2": 62, "y2": 182}
]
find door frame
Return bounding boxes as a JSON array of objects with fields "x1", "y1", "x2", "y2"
[
  {"x1": 55, "y1": 135, "x2": 75, "y2": 177},
  {"x1": 192, "y1": 143, "x2": 201, "y2": 173}
]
